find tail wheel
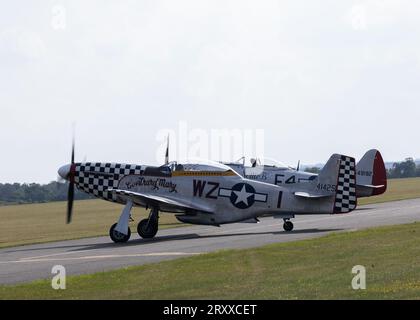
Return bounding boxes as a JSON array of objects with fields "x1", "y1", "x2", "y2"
[
  {"x1": 109, "y1": 223, "x2": 131, "y2": 243},
  {"x1": 137, "y1": 219, "x2": 158, "y2": 239},
  {"x1": 283, "y1": 221, "x2": 294, "y2": 232}
]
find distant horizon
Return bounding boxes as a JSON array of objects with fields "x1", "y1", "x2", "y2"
[{"x1": 0, "y1": 156, "x2": 418, "y2": 185}]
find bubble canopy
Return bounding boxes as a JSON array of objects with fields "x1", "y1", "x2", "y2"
[
  {"x1": 223, "y1": 157, "x2": 294, "y2": 170},
  {"x1": 256, "y1": 157, "x2": 295, "y2": 170},
  {"x1": 163, "y1": 159, "x2": 243, "y2": 176}
]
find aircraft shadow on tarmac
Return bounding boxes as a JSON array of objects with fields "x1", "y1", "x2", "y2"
[{"x1": 5, "y1": 228, "x2": 344, "y2": 254}]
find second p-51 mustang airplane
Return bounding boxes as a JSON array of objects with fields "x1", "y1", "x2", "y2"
[
  {"x1": 224, "y1": 149, "x2": 387, "y2": 199},
  {"x1": 58, "y1": 143, "x2": 358, "y2": 244}
]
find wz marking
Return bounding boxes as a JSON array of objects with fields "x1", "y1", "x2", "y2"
[{"x1": 193, "y1": 180, "x2": 219, "y2": 199}]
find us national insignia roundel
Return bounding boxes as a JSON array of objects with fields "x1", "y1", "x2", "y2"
[
  {"x1": 229, "y1": 183, "x2": 256, "y2": 209},
  {"x1": 218, "y1": 183, "x2": 268, "y2": 209}
]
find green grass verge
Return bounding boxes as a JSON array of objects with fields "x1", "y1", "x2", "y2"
[
  {"x1": 1, "y1": 222, "x2": 419, "y2": 300},
  {"x1": 1, "y1": 177, "x2": 420, "y2": 248},
  {"x1": 0, "y1": 200, "x2": 183, "y2": 248}
]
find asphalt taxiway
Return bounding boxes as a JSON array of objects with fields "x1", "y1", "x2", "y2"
[{"x1": 1, "y1": 198, "x2": 420, "y2": 285}]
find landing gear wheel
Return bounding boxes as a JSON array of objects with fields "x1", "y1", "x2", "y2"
[
  {"x1": 283, "y1": 221, "x2": 294, "y2": 232},
  {"x1": 109, "y1": 223, "x2": 131, "y2": 243},
  {"x1": 137, "y1": 219, "x2": 158, "y2": 239}
]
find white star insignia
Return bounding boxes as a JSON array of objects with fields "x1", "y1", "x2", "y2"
[{"x1": 233, "y1": 185, "x2": 253, "y2": 206}]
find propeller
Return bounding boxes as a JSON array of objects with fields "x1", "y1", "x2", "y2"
[
  {"x1": 66, "y1": 138, "x2": 75, "y2": 224},
  {"x1": 296, "y1": 160, "x2": 300, "y2": 172}
]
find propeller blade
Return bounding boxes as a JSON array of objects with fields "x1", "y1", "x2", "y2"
[
  {"x1": 297, "y1": 160, "x2": 300, "y2": 171},
  {"x1": 67, "y1": 179, "x2": 74, "y2": 224},
  {"x1": 71, "y1": 137, "x2": 75, "y2": 164},
  {"x1": 67, "y1": 136, "x2": 76, "y2": 224}
]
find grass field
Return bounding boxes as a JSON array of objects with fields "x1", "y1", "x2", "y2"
[
  {"x1": 1, "y1": 177, "x2": 420, "y2": 249},
  {"x1": 0, "y1": 200, "x2": 183, "y2": 248},
  {"x1": 359, "y1": 177, "x2": 420, "y2": 205},
  {"x1": 1, "y1": 222, "x2": 419, "y2": 300}
]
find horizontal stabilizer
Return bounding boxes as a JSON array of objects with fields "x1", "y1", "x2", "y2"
[
  {"x1": 358, "y1": 184, "x2": 385, "y2": 189},
  {"x1": 294, "y1": 192, "x2": 332, "y2": 199}
]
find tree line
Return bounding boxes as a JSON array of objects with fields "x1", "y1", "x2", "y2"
[
  {"x1": 387, "y1": 158, "x2": 420, "y2": 179},
  {"x1": 0, "y1": 181, "x2": 92, "y2": 205},
  {"x1": 0, "y1": 158, "x2": 418, "y2": 205}
]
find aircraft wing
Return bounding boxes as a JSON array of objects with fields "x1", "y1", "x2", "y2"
[
  {"x1": 108, "y1": 189, "x2": 214, "y2": 214},
  {"x1": 294, "y1": 191, "x2": 332, "y2": 199}
]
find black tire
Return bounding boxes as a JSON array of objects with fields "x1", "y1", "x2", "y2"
[
  {"x1": 109, "y1": 223, "x2": 131, "y2": 243},
  {"x1": 283, "y1": 221, "x2": 294, "y2": 232},
  {"x1": 137, "y1": 219, "x2": 158, "y2": 239}
]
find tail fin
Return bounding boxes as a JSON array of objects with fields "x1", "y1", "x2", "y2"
[
  {"x1": 318, "y1": 154, "x2": 357, "y2": 214},
  {"x1": 356, "y1": 149, "x2": 387, "y2": 196}
]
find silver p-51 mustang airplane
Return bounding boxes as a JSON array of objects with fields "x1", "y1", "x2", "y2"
[
  {"x1": 224, "y1": 149, "x2": 387, "y2": 199},
  {"x1": 58, "y1": 144, "x2": 358, "y2": 244}
]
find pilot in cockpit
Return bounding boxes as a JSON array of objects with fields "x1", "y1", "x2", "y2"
[{"x1": 250, "y1": 158, "x2": 258, "y2": 168}]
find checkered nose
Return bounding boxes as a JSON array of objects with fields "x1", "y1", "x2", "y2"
[{"x1": 58, "y1": 164, "x2": 72, "y2": 180}]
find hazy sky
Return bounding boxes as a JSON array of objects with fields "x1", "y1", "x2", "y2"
[{"x1": 1, "y1": 0, "x2": 419, "y2": 183}]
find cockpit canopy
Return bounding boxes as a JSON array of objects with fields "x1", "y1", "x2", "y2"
[
  {"x1": 255, "y1": 158, "x2": 295, "y2": 170},
  {"x1": 223, "y1": 157, "x2": 295, "y2": 171},
  {"x1": 162, "y1": 160, "x2": 241, "y2": 176}
]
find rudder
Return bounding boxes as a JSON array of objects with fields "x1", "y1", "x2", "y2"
[
  {"x1": 356, "y1": 149, "x2": 387, "y2": 196},
  {"x1": 316, "y1": 154, "x2": 358, "y2": 214},
  {"x1": 334, "y1": 155, "x2": 357, "y2": 214}
]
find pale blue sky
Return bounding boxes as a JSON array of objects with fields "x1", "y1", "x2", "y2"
[{"x1": 0, "y1": 0, "x2": 419, "y2": 183}]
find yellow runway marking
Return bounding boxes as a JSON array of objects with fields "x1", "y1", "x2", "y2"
[
  {"x1": 0, "y1": 252, "x2": 202, "y2": 265},
  {"x1": 19, "y1": 250, "x2": 98, "y2": 261}
]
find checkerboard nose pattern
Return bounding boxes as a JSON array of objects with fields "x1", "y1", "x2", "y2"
[
  {"x1": 74, "y1": 163, "x2": 144, "y2": 201},
  {"x1": 334, "y1": 156, "x2": 357, "y2": 214}
]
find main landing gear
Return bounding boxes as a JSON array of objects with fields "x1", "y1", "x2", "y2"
[
  {"x1": 109, "y1": 223, "x2": 131, "y2": 243},
  {"x1": 109, "y1": 202, "x2": 160, "y2": 243},
  {"x1": 137, "y1": 207, "x2": 159, "y2": 239},
  {"x1": 110, "y1": 200, "x2": 133, "y2": 243},
  {"x1": 283, "y1": 219, "x2": 294, "y2": 232}
]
